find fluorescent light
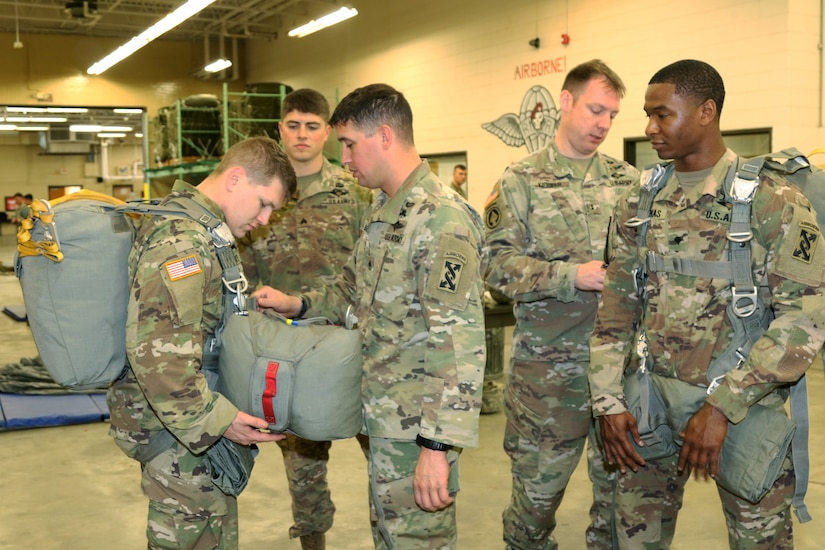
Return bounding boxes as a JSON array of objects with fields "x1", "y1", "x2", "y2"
[
  {"x1": 204, "y1": 58, "x2": 232, "y2": 72},
  {"x1": 87, "y1": 0, "x2": 218, "y2": 75},
  {"x1": 6, "y1": 116, "x2": 67, "y2": 123},
  {"x1": 16, "y1": 126, "x2": 49, "y2": 131},
  {"x1": 288, "y1": 6, "x2": 358, "y2": 38},
  {"x1": 71, "y1": 124, "x2": 133, "y2": 132},
  {"x1": 113, "y1": 108, "x2": 144, "y2": 113},
  {"x1": 0, "y1": 124, "x2": 16, "y2": 131},
  {"x1": 71, "y1": 124, "x2": 102, "y2": 132},
  {"x1": 98, "y1": 132, "x2": 127, "y2": 138},
  {"x1": 6, "y1": 107, "x2": 88, "y2": 114}
]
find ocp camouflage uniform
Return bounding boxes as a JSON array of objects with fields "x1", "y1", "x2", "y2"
[
  {"x1": 589, "y1": 149, "x2": 825, "y2": 549},
  {"x1": 485, "y1": 142, "x2": 638, "y2": 550},
  {"x1": 106, "y1": 180, "x2": 241, "y2": 549},
  {"x1": 303, "y1": 161, "x2": 487, "y2": 549},
  {"x1": 239, "y1": 157, "x2": 373, "y2": 540}
]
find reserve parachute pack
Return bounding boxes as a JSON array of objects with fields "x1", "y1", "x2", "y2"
[
  {"x1": 14, "y1": 189, "x2": 363, "y2": 441},
  {"x1": 625, "y1": 148, "x2": 825, "y2": 523}
]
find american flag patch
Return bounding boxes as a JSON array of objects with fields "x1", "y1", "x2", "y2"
[{"x1": 164, "y1": 255, "x2": 202, "y2": 281}]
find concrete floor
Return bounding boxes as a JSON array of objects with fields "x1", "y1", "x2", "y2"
[{"x1": 0, "y1": 223, "x2": 824, "y2": 549}]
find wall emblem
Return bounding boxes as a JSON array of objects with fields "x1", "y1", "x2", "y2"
[{"x1": 482, "y1": 85, "x2": 559, "y2": 153}]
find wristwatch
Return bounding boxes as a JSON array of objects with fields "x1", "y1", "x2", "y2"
[
  {"x1": 416, "y1": 434, "x2": 452, "y2": 452},
  {"x1": 296, "y1": 295, "x2": 309, "y2": 318}
]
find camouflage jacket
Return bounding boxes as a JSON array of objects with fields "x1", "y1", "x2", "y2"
[
  {"x1": 304, "y1": 161, "x2": 487, "y2": 447},
  {"x1": 590, "y1": 149, "x2": 825, "y2": 423},
  {"x1": 107, "y1": 180, "x2": 238, "y2": 455},
  {"x1": 239, "y1": 158, "x2": 372, "y2": 292},
  {"x1": 485, "y1": 142, "x2": 638, "y2": 363}
]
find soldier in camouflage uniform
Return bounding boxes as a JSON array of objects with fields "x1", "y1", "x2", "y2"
[
  {"x1": 254, "y1": 83, "x2": 486, "y2": 549},
  {"x1": 485, "y1": 59, "x2": 637, "y2": 550},
  {"x1": 239, "y1": 88, "x2": 373, "y2": 550},
  {"x1": 106, "y1": 137, "x2": 296, "y2": 549},
  {"x1": 590, "y1": 59, "x2": 825, "y2": 549}
]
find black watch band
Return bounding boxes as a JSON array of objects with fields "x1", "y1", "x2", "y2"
[
  {"x1": 416, "y1": 434, "x2": 452, "y2": 452},
  {"x1": 296, "y1": 295, "x2": 309, "y2": 318}
]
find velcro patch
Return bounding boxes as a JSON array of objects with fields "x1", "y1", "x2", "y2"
[
  {"x1": 425, "y1": 234, "x2": 478, "y2": 311},
  {"x1": 792, "y1": 221, "x2": 819, "y2": 264},
  {"x1": 164, "y1": 254, "x2": 202, "y2": 281},
  {"x1": 485, "y1": 205, "x2": 502, "y2": 229},
  {"x1": 776, "y1": 211, "x2": 823, "y2": 285}
]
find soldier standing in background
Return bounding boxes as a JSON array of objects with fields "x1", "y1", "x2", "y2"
[
  {"x1": 254, "y1": 83, "x2": 487, "y2": 549},
  {"x1": 239, "y1": 88, "x2": 373, "y2": 550},
  {"x1": 485, "y1": 59, "x2": 637, "y2": 549}
]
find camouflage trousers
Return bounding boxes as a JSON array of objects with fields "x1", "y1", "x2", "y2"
[
  {"x1": 141, "y1": 441, "x2": 238, "y2": 549},
  {"x1": 503, "y1": 358, "x2": 617, "y2": 550},
  {"x1": 277, "y1": 431, "x2": 370, "y2": 538},
  {"x1": 366, "y1": 437, "x2": 460, "y2": 549},
  {"x1": 614, "y1": 438, "x2": 794, "y2": 549},
  {"x1": 482, "y1": 327, "x2": 506, "y2": 414}
]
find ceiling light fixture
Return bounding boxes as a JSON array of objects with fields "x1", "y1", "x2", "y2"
[
  {"x1": 87, "y1": 0, "x2": 218, "y2": 75},
  {"x1": 288, "y1": 6, "x2": 358, "y2": 38},
  {"x1": 71, "y1": 124, "x2": 133, "y2": 132},
  {"x1": 98, "y1": 132, "x2": 127, "y2": 138},
  {"x1": 6, "y1": 116, "x2": 68, "y2": 123},
  {"x1": 16, "y1": 126, "x2": 49, "y2": 131},
  {"x1": 203, "y1": 58, "x2": 232, "y2": 72}
]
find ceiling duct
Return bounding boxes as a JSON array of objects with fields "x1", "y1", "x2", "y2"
[{"x1": 64, "y1": 1, "x2": 99, "y2": 21}]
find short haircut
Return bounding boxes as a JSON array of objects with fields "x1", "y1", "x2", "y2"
[
  {"x1": 454, "y1": 164, "x2": 466, "y2": 172},
  {"x1": 281, "y1": 88, "x2": 330, "y2": 120},
  {"x1": 213, "y1": 136, "x2": 297, "y2": 200},
  {"x1": 562, "y1": 59, "x2": 626, "y2": 99},
  {"x1": 649, "y1": 59, "x2": 726, "y2": 116},
  {"x1": 329, "y1": 83, "x2": 415, "y2": 146}
]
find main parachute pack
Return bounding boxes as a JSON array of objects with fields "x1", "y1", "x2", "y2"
[{"x1": 14, "y1": 189, "x2": 363, "y2": 441}]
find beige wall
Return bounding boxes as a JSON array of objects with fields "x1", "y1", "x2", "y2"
[
  {"x1": 247, "y1": 0, "x2": 825, "y2": 212},
  {"x1": 0, "y1": 32, "x2": 245, "y2": 204},
  {"x1": 1, "y1": 1, "x2": 824, "y2": 212}
]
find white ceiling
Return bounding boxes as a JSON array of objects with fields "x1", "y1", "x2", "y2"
[{"x1": 0, "y1": 0, "x2": 343, "y2": 41}]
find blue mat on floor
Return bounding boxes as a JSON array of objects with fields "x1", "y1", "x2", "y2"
[{"x1": 0, "y1": 392, "x2": 109, "y2": 429}]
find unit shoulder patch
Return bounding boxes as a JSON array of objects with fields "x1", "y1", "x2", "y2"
[
  {"x1": 425, "y1": 233, "x2": 478, "y2": 311},
  {"x1": 776, "y1": 213, "x2": 823, "y2": 285}
]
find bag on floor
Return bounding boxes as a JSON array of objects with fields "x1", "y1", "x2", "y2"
[{"x1": 217, "y1": 309, "x2": 364, "y2": 441}]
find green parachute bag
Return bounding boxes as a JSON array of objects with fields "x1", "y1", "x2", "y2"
[{"x1": 217, "y1": 309, "x2": 364, "y2": 441}]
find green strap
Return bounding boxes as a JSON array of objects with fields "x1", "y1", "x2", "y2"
[{"x1": 790, "y1": 376, "x2": 812, "y2": 523}]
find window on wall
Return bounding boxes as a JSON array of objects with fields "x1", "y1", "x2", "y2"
[{"x1": 624, "y1": 128, "x2": 772, "y2": 169}]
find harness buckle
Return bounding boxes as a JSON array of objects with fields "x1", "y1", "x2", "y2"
[
  {"x1": 731, "y1": 285, "x2": 758, "y2": 317},
  {"x1": 707, "y1": 374, "x2": 725, "y2": 395}
]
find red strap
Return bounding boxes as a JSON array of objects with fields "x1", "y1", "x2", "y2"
[{"x1": 262, "y1": 361, "x2": 279, "y2": 423}]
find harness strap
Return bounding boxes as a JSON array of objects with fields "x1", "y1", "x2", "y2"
[
  {"x1": 790, "y1": 376, "x2": 812, "y2": 522},
  {"x1": 646, "y1": 253, "x2": 733, "y2": 279}
]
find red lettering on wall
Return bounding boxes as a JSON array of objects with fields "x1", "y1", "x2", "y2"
[{"x1": 513, "y1": 56, "x2": 567, "y2": 80}]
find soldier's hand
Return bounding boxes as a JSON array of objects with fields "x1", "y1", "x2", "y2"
[
  {"x1": 413, "y1": 447, "x2": 454, "y2": 512},
  {"x1": 575, "y1": 260, "x2": 607, "y2": 291},
  {"x1": 252, "y1": 286, "x2": 303, "y2": 317},
  {"x1": 599, "y1": 412, "x2": 646, "y2": 473},
  {"x1": 677, "y1": 402, "x2": 728, "y2": 481},
  {"x1": 224, "y1": 411, "x2": 285, "y2": 445}
]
